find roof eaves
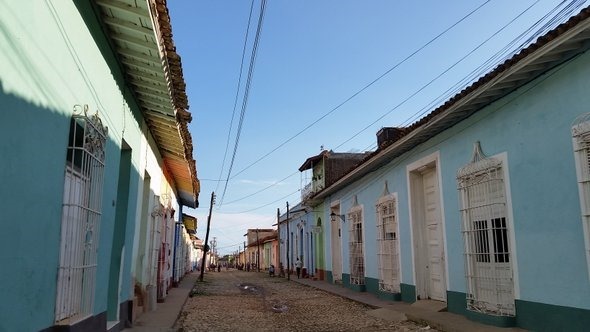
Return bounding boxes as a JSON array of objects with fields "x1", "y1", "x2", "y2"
[{"x1": 148, "y1": 0, "x2": 200, "y2": 207}]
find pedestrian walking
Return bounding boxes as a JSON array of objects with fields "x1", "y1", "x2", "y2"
[{"x1": 295, "y1": 258, "x2": 302, "y2": 279}]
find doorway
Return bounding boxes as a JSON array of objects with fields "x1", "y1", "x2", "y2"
[
  {"x1": 330, "y1": 205, "x2": 343, "y2": 283},
  {"x1": 409, "y1": 157, "x2": 447, "y2": 302}
]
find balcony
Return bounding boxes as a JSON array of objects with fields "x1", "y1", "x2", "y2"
[{"x1": 301, "y1": 182, "x2": 325, "y2": 202}]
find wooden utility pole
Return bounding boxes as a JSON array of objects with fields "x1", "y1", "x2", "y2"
[
  {"x1": 199, "y1": 192, "x2": 215, "y2": 282},
  {"x1": 276, "y1": 208, "x2": 280, "y2": 272},
  {"x1": 286, "y1": 201, "x2": 290, "y2": 281}
]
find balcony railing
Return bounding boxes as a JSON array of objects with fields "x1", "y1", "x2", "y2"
[{"x1": 301, "y1": 182, "x2": 313, "y2": 201}]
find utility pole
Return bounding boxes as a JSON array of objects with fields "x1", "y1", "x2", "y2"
[
  {"x1": 199, "y1": 192, "x2": 215, "y2": 282},
  {"x1": 276, "y1": 208, "x2": 280, "y2": 272},
  {"x1": 286, "y1": 201, "x2": 290, "y2": 281},
  {"x1": 243, "y1": 241, "x2": 247, "y2": 269}
]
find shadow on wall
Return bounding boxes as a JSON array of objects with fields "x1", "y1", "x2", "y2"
[
  {"x1": 0, "y1": 80, "x2": 145, "y2": 331},
  {"x1": 0, "y1": 80, "x2": 81, "y2": 330}
]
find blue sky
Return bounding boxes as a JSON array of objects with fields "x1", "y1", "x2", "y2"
[{"x1": 168, "y1": 0, "x2": 586, "y2": 255}]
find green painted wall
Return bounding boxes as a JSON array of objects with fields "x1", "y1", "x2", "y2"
[
  {"x1": 326, "y1": 270, "x2": 334, "y2": 284},
  {"x1": 365, "y1": 276, "x2": 380, "y2": 294},
  {"x1": 446, "y1": 291, "x2": 468, "y2": 316},
  {"x1": 108, "y1": 147, "x2": 132, "y2": 320},
  {"x1": 0, "y1": 95, "x2": 69, "y2": 331},
  {"x1": 400, "y1": 283, "x2": 416, "y2": 303},
  {"x1": 364, "y1": 277, "x2": 401, "y2": 301},
  {"x1": 448, "y1": 291, "x2": 590, "y2": 330},
  {"x1": 314, "y1": 202, "x2": 325, "y2": 272},
  {"x1": 447, "y1": 291, "x2": 516, "y2": 327},
  {"x1": 342, "y1": 273, "x2": 350, "y2": 287},
  {"x1": 0, "y1": 1, "x2": 148, "y2": 330},
  {"x1": 515, "y1": 299, "x2": 590, "y2": 331}
]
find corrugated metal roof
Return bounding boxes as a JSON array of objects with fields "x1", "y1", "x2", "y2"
[
  {"x1": 93, "y1": 0, "x2": 200, "y2": 207},
  {"x1": 314, "y1": 6, "x2": 590, "y2": 200}
]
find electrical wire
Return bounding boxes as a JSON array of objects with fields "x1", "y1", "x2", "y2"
[
  {"x1": 222, "y1": 170, "x2": 299, "y2": 205},
  {"x1": 400, "y1": 0, "x2": 584, "y2": 127},
  {"x1": 213, "y1": 0, "x2": 521, "y2": 210},
  {"x1": 215, "y1": 0, "x2": 256, "y2": 194},
  {"x1": 334, "y1": 0, "x2": 542, "y2": 150},
  {"x1": 219, "y1": 0, "x2": 267, "y2": 206},
  {"x1": 208, "y1": 0, "x2": 584, "y2": 217},
  {"x1": 227, "y1": 0, "x2": 493, "y2": 180}
]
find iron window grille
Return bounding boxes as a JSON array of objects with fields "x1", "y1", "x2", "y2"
[
  {"x1": 55, "y1": 106, "x2": 107, "y2": 324},
  {"x1": 457, "y1": 142, "x2": 515, "y2": 316},
  {"x1": 348, "y1": 207, "x2": 365, "y2": 285},
  {"x1": 376, "y1": 194, "x2": 400, "y2": 293},
  {"x1": 572, "y1": 114, "x2": 590, "y2": 280}
]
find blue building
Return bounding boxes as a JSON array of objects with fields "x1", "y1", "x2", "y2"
[
  {"x1": 309, "y1": 7, "x2": 590, "y2": 331},
  {"x1": 0, "y1": 1, "x2": 199, "y2": 331}
]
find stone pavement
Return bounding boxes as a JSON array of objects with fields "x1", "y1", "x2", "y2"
[
  {"x1": 121, "y1": 271, "x2": 199, "y2": 332},
  {"x1": 121, "y1": 270, "x2": 525, "y2": 332},
  {"x1": 291, "y1": 276, "x2": 526, "y2": 332}
]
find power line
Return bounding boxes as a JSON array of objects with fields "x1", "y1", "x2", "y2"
[
  {"x1": 215, "y1": 0, "x2": 256, "y2": 194},
  {"x1": 210, "y1": 0, "x2": 581, "y2": 217},
  {"x1": 224, "y1": 189, "x2": 300, "y2": 214},
  {"x1": 210, "y1": 0, "x2": 502, "y2": 212},
  {"x1": 334, "y1": 0, "x2": 543, "y2": 150},
  {"x1": 219, "y1": 0, "x2": 268, "y2": 206},
  {"x1": 215, "y1": 241, "x2": 244, "y2": 250},
  {"x1": 399, "y1": 0, "x2": 584, "y2": 129},
  {"x1": 221, "y1": 170, "x2": 299, "y2": 206},
  {"x1": 227, "y1": 0, "x2": 493, "y2": 180}
]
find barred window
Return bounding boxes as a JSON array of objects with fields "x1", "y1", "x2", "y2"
[
  {"x1": 55, "y1": 106, "x2": 107, "y2": 324},
  {"x1": 376, "y1": 193, "x2": 400, "y2": 293},
  {"x1": 572, "y1": 114, "x2": 590, "y2": 280},
  {"x1": 457, "y1": 142, "x2": 514, "y2": 316},
  {"x1": 348, "y1": 206, "x2": 365, "y2": 285}
]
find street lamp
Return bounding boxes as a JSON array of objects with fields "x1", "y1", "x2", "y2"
[{"x1": 330, "y1": 211, "x2": 345, "y2": 223}]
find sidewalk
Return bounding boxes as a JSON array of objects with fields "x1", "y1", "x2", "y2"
[
  {"x1": 121, "y1": 272, "x2": 199, "y2": 332},
  {"x1": 291, "y1": 277, "x2": 525, "y2": 332}
]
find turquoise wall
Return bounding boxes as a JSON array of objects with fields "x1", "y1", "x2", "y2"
[
  {"x1": 436, "y1": 50, "x2": 590, "y2": 309},
  {"x1": 323, "y1": 50, "x2": 590, "y2": 312},
  {"x1": 0, "y1": 1, "x2": 149, "y2": 330},
  {"x1": 0, "y1": 94, "x2": 70, "y2": 330}
]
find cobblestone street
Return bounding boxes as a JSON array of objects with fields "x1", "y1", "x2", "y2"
[{"x1": 175, "y1": 270, "x2": 432, "y2": 332}]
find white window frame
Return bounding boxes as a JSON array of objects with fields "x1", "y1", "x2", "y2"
[
  {"x1": 457, "y1": 143, "x2": 515, "y2": 317},
  {"x1": 376, "y1": 191, "x2": 401, "y2": 293},
  {"x1": 55, "y1": 107, "x2": 107, "y2": 324},
  {"x1": 348, "y1": 202, "x2": 365, "y2": 285},
  {"x1": 572, "y1": 114, "x2": 590, "y2": 280}
]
